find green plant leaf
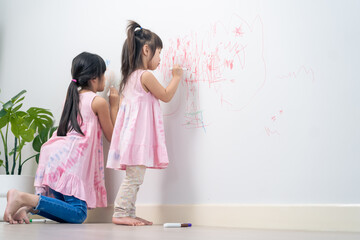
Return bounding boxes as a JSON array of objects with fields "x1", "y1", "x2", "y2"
[
  {"x1": 19, "y1": 128, "x2": 35, "y2": 142},
  {"x1": 27, "y1": 107, "x2": 53, "y2": 116},
  {"x1": 25, "y1": 107, "x2": 54, "y2": 133},
  {"x1": 32, "y1": 135, "x2": 42, "y2": 152},
  {"x1": 0, "y1": 108, "x2": 7, "y2": 118},
  {"x1": 10, "y1": 117, "x2": 26, "y2": 138},
  {"x1": 2, "y1": 100, "x2": 13, "y2": 111},
  {"x1": 11, "y1": 90, "x2": 27, "y2": 103},
  {"x1": 0, "y1": 90, "x2": 26, "y2": 122},
  {"x1": 35, "y1": 154, "x2": 40, "y2": 164},
  {"x1": 0, "y1": 89, "x2": 55, "y2": 172},
  {"x1": 49, "y1": 126, "x2": 58, "y2": 137},
  {"x1": 0, "y1": 111, "x2": 10, "y2": 129},
  {"x1": 9, "y1": 148, "x2": 14, "y2": 156},
  {"x1": 16, "y1": 111, "x2": 27, "y2": 118},
  {"x1": 14, "y1": 96, "x2": 25, "y2": 104},
  {"x1": 32, "y1": 125, "x2": 57, "y2": 153},
  {"x1": 39, "y1": 127, "x2": 50, "y2": 142},
  {"x1": 12, "y1": 103, "x2": 23, "y2": 113}
]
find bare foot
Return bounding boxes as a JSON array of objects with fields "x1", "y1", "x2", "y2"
[
  {"x1": 3, "y1": 189, "x2": 24, "y2": 223},
  {"x1": 135, "y1": 216, "x2": 153, "y2": 225},
  {"x1": 12, "y1": 207, "x2": 31, "y2": 224},
  {"x1": 112, "y1": 217, "x2": 145, "y2": 226}
]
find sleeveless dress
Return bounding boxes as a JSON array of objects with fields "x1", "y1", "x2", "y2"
[
  {"x1": 107, "y1": 69, "x2": 169, "y2": 170},
  {"x1": 34, "y1": 91, "x2": 107, "y2": 209}
]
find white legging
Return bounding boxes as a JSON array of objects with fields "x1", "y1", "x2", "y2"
[{"x1": 113, "y1": 165, "x2": 146, "y2": 218}]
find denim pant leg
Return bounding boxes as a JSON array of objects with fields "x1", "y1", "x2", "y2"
[{"x1": 35, "y1": 189, "x2": 88, "y2": 224}]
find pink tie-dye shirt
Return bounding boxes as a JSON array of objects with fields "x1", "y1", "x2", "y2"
[{"x1": 34, "y1": 91, "x2": 107, "y2": 209}]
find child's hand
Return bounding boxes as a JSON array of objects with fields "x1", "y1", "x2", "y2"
[
  {"x1": 109, "y1": 87, "x2": 120, "y2": 107},
  {"x1": 172, "y1": 65, "x2": 184, "y2": 79}
]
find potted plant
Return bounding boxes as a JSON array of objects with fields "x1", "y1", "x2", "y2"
[{"x1": 0, "y1": 90, "x2": 55, "y2": 221}]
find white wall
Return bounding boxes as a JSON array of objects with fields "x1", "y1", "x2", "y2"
[{"x1": 0, "y1": 0, "x2": 359, "y2": 205}]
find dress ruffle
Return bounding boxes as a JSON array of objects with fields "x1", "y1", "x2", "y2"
[
  {"x1": 35, "y1": 172, "x2": 107, "y2": 208},
  {"x1": 107, "y1": 143, "x2": 168, "y2": 170}
]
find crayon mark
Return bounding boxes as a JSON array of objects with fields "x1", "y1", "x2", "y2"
[
  {"x1": 264, "y1": 65, "x2": 315, "y2": 137},
  {"x1": 265, "y1": 109, "x2": 283, "y2": 136},
  {"x1": 265, "y1": 127, "x2": 280, "y2": 136},
  {"x1": 278, "y1": 65, "x2": 315, "y2": 82},
  {"x1": 157, "y1": 14, "x2": 267, "y2": 131}
]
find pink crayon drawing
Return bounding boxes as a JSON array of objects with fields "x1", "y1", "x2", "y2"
[
  {"x1": 265, "y1": 127, "x2": 280, "y2": 136},
  {"x1": 265, "y1": 109, "x2": 284, "y2": 136},
  {"x1": 264, "y1": 65, "x2": 315, "y2": 137},
  {"x1": 278, "y1": 65, "x2": 315, "y2": 82},
  {"x1": 157, "y1": 14, "x2": 267, "y2": 131}
]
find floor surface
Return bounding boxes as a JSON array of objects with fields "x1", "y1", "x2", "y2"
[{"x1": 1, "y1": 223, "x2": 360, "y2": 240}]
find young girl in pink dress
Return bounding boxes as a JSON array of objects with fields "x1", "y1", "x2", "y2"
[
  {"x1": 107, "y1": 21, "x2": 184, "y2": 226},
  {"x1": 3, "y1": 52, "x2": 119, "y2": 224}
]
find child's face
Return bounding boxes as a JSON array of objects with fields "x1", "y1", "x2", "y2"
[
  {"x1": 148, "y1": 48, "x2": 161, "y2": 71},
  {"x1": 96, "y1": 75, "x2": 106, "y2": 92}
]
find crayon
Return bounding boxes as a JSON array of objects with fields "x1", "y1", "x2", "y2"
[
  {"x1": 163, "y1": 223, "x2": 192, "y2": 228},
  {"x1": 30, "y1": 219, "x2": 54, "y2": 223}
]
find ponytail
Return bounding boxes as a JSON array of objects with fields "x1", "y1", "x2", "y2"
[
  {"x1": 57, "y1": 81, "x2": 83, "y2": 136},
  {"x1": 120, "y1": 20, "x2": 163, "y2": 93},
  {"x1": 57, "y1": 52, "x2": 106, "y2": 137},
  {"x1": 126, "y1": 21, "x2": 142, "y2": 71}
]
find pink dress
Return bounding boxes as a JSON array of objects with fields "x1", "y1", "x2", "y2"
[
  {"x1": 34, "y1": 92, "x2": 107, "y2": 209},
  {"x1": 107, "y1": 69, "x2": 169, "y2": 170}
]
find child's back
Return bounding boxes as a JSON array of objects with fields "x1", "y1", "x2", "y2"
[{"x1": 35, "y1": 91, "x2": 107, "y2": 208}]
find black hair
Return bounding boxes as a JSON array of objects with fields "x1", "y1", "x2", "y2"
[
  {"x1": 57, "y1": 52, "x2": 106, "y2": 136},
  {"x1": 120, "y1": 20, "x2": 163, "y2": 93}
]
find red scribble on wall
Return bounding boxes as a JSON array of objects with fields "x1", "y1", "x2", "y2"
[
  {"x1": 279, "y1": 65, "x2": 315, "y2": 82},
  {"x1": 234, "y1": 25, "x2": 244, "y2": 37},
  {"x1": 265, "y1": 108, "x2": 284, "y2": 136},
  {"x1": 158, "y1": 14, "x2": 267, "y2": 131},
  {"x1": 265, "y1": 127, "x2": 280, "y2": 136}
]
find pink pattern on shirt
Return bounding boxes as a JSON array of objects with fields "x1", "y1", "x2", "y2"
[{"x1": 34, "y1": 92, "x2": 107, "y2": 208}]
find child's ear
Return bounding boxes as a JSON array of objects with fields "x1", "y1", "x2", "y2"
[
  {"x1": 142, "y1": 44, "x2": 149, "y2": 56},
  {"x1": 90, "y1": 77, "x2": 98, "y2": 86}
]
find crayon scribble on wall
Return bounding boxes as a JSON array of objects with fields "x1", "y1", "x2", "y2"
[{"x1": 157, "y1": 14, "x2": 266, "y2": 131}]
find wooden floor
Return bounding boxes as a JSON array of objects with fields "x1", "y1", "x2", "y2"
[{"x1": 1, "y1": 223, "x2": 360, "y2": 240}]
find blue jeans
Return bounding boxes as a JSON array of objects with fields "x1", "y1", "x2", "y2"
[{"x1": 34, "y1": 188, "x2": 87, "y2": 223}]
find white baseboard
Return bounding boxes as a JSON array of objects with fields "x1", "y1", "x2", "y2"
[{"x1": 86, "y1": 204, "x2": 360, "y2": 232}]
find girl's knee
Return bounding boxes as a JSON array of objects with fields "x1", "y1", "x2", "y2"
[
  {"x1": 77, "y1": 209, "x2": 88, "y2": 223},
  {"x1": 133, "y1": 177, "x2": 145, "y2": 186},
  {"x1": 69, "y1": 209, "x2": 87, "y2": 224}
]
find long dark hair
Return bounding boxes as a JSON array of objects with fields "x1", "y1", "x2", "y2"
[
  {"x1": 120, "y1": 20, "x2": 163, "y2": 93},
  {"x1": 57, "y1": 52, "x2": 106, "y2": 136}
]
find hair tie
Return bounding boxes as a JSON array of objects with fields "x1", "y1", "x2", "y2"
[{"x1": 72, "y1": 79, "x2": 77, "y2": 83}]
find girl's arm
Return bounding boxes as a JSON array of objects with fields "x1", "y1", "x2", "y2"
[
  {"x1": 109, "y1": 87, "x2": 120, "y2": 125},
  {"x1": 141, "y1": 65, "x2": 183, "y2": 103},
  {"x1": 92, "y1": 96, "x2": 115, "y2": 142}
]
